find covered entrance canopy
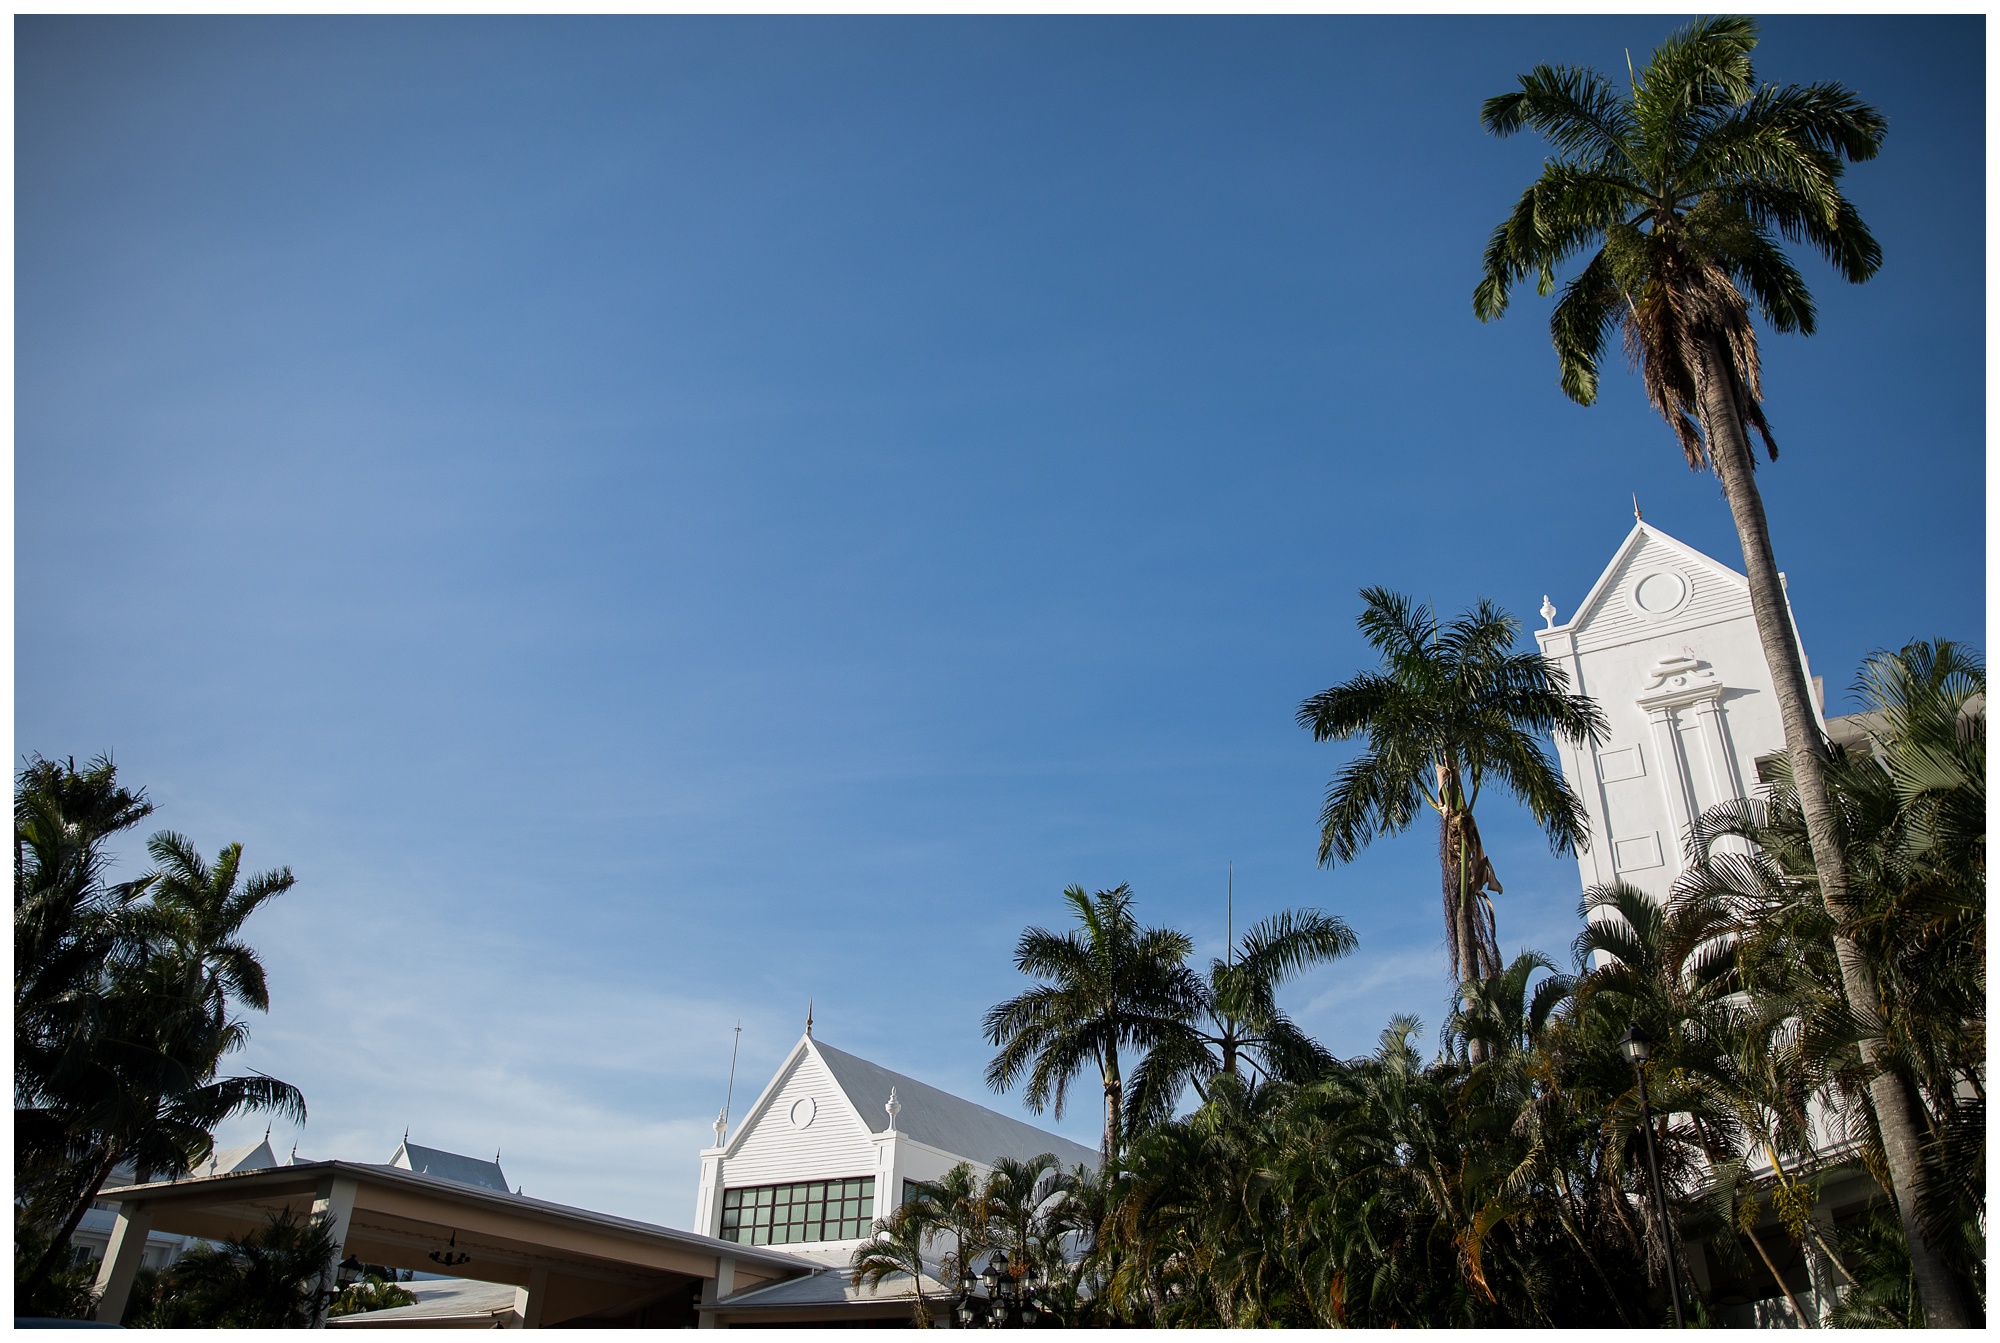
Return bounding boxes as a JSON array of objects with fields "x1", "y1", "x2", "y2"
[{"x1": 91, "y1": 1160, "x2": 813, "y2": 1328}]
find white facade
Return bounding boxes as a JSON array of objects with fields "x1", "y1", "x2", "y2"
[
  {"x1": 1535, "y1": 518, "x2": 1826, "y2": 905},
  {"x1": 694, "y1": 1031, "x2": 1098, "y2": 1268}
]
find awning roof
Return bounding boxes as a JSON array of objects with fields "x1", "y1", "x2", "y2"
[{"x1": 99, "y1": 1160, "x2": 813, "y2": 1327}]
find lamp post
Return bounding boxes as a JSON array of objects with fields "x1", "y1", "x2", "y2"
[
  {"x1": 1621, "y1": 1025, "x2": 1685, "y2": 1328},
  {"x1": 312, "y1": 1254, "x2": 365, "y2": 1325},
  {"x1": 951, "y1": 1251, "x2": 1041, "y2": 1328}
]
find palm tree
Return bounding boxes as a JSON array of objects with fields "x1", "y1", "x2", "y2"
[
  {"x1": 15, "y1": 756, "x2": 155, "y2": 1238},
  {"x1": 1468, "y1": 19, "x2": 1969, "y2": 1325},
  {"x1": 1678, "y1": 641, "x2": 1985, "y2": 1320},
  {"x1": 1127, "y1": 907, "x2": 1353, "y2": 1128},
  {"x1": 979, "y1": 1153, "x2": 1066, "y2": 1284},
  {"x1": 133, "y1": 1207, "x2": 338, "y2": 1327},
  {"x1": 850, "y1": 1200, "x2": 940, "y2": 1327},
  {"x1": 905, "y1": 1161, "x2": 988, "y2": 1289},
  {"x1": 14, "y1": 767, "x2": 305, "y2": 1294},
  {"x1": 1298, "y1": 588, "x2": 1605, "y2": 997},
  {"x1": 983, "y1": 884, "x2": 1196, "y2": 1170}
]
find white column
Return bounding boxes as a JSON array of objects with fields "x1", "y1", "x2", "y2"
[
  {"x1": 874, "y1": 1131, "x2": 901, "y2": 1227},
  {"x1": 698, "y1": 1256, "x2": 736, "y2": 1330},
  {"x1": 513, "y1": 1265, "x2": 549, "y2": 1329},
  {"x1": 1644, "y1": 705, "x2": 1695, "y2": 875},
  {"x1": 309, "y1": 1175, "x2": 359, "y2": 1329},
  {"x1": 91, "y1": 1202, "x2": 155, "y2": 1323},
  {"x1": 694, "y1": 1151, "x2": 726, "y2": 1239},
  {"x1": 1542, "y1": 631, "x2": 1613, "y2": 887},
  {"x1": 1692, "y1": 694, "x2": 1745, "y2": 803}
]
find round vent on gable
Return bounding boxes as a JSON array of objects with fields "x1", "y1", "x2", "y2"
[
  {"x1": 789, "y1": 1097, "x2": 817, "y2": 1129},
  {"x1": 1629, "y1": 570, "x2": 1690, "y2": 620}
]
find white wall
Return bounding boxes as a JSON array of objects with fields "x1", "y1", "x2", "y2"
[{"x1": 1538, "y1": 524, "x2": 1812, "y2": 908}]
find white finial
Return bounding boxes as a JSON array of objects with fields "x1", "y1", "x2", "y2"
[
  {"x1": 713, "y1": 1109, "x2": 729, "y2": 1146},
  {"x1": 1633, "y1": 493, "x2": 1643, "y2": 523},
  {"x1": 1540, "y1": 595, "x2": 1557, "y2": 629},
  {"x1": 885, "y1": 1088, "x2": 901, "y2": 1134}
]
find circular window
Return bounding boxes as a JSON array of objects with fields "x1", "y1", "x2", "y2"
[
  {"x1": 788, "y1": 1097, "x2": 817, "y2": 1129},
  {"x1": 1631, "y1": 571, "x2": 1689, "y2": 617}
]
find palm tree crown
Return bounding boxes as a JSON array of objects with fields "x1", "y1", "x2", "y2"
[
  {"x1": 983, "y1": 884, "x2": 1196, "y2": 1169},
  {"x1": 1473, "y1": 15, "x2": 1884, "y2": 464},
  {"x1": 1127, "y1": 907, "x2": 1354, "y2": 1128},
  {"x1": 1467, "y1": 21, "x2": 1983, "y2": 1326},
  {"x1": 1298, "y1": 588, "x2": 1605, "y2": 986}
]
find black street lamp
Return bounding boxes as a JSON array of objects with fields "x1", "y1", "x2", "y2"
[
  {"x1": 311, "y1": 1254, "x2": 366, "y2": 1324},
  {"x1": 951, "y1": 1252, "x2": 1042, "y2": 1328},
  {"x1": 1621, "y1": 1025, "x2": 1686, "y2": 1328}
]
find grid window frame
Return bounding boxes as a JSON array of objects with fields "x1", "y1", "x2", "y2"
[{"x1": 720, "y1": 1176, "x2": 875, "y2": 1245}]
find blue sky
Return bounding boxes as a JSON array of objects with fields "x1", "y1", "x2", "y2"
[{"x1": 17, "y1": 16, "x2": 1983, "y2": 1224}]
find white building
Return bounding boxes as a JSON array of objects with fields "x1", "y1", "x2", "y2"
[
  {"x1": 1534, "y1": 515, "x2": 1849, "y2": 904},
  {"x1": 690, "y1": 1027, "x2": 1099, "y2": 1326},
  {"x1": 1537, "y1": 514, "x2": 1884, "y2": 1327}
]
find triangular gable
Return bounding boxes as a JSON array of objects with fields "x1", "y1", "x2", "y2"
[
  {"x1": 1553, "y1": 519, "x2": 1747, "y2": 636},
  {"x1": 721, "y1": 1034, "x2": 869, "y2": 1159}
]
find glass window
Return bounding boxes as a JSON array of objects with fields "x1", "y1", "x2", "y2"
[{"x1": 721, "y1": 1176, "x2": 875, "y2": 1245}]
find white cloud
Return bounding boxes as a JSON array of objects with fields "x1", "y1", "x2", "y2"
[{"x1": 212, "y1": 923, "x2": 796, "y2": 1227}]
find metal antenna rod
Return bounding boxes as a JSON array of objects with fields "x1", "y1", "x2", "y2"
[
  {"x1": 720, "y1": 1023, "x2": 743, "y2": 1139},
  {"x1": 1227, "y1": 862, "x2": 1234, "y2": 965}
]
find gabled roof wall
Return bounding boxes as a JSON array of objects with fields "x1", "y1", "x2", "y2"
[
  {"x1": 715, "y1": 1034, "x2": 1097, "y2": 1171},
  {"x1": 813, "y1": 1040, "x2": 1101, "y2": 1170},
  {"x1": 392, "y1": 1141, "x2": 510, "y2": 1192}
]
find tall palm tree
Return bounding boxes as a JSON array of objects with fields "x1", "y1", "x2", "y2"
[
  {"x1": 1468, "y1": 19, "x2": 1968, "y2": 1326},
  {"x1": 1298, "y1": 588, "x2": 1605, "y2": 996},
  {"x1": 983, "y1": 884, "x2": 1196, "y2": 1170},
  {"x1": 1679, "y1": 641, "x2": 1985, "y2": 1321},
  {"x1": 14, "y1": 778, "x2": 305, "y2": 1293},
  {"x1": 1127, "y1": 907, "x2": 1354, "y2": 1128}
]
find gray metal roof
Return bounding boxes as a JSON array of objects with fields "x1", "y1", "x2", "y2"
[
  {"x1": 707, "y1": 1265, "x2": 947, "y2": 1311},
  {"x1": 812, "y1": 1039, "x2": 1100, "y2": 1171},
  {"x1": 392, "y1": 1141, "x2": 510, "y2": 1192},
  {"x1": 328, "y1": 1277, "x2": 520, "y2": 1327},
  {"x1": 98, "y1": 1159, "x2": 817, "y2": 1276}
]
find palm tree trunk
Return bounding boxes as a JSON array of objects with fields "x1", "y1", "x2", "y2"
[
  {"x1": 1101, "y1": 1046, "x2": 1122, "y2": 1176},
  {"x1": 1443, "y1": 811, "x2": 1491, "y2": 1065},
  {"x1": 28, "y1": 1145, "x2": 123, "y2": 1290},
  {"x1": 1745, "y1": 1222, "x2": 1814, "y2": 1327},
  {"x1": 1695, "y1": 334, "x2": 1971, "y2": 1329}
]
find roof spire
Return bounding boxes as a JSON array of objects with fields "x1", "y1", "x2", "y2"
[
  {"x1": 1633, "y1": 493, "x2": 1644, "y2": 523},
  {"x1": 885, "y1": 1087, "x2": 901, "y2": 1134},
  {"x1": 806, "y1": 1000, "x2": 814, "y2": 1038}
]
